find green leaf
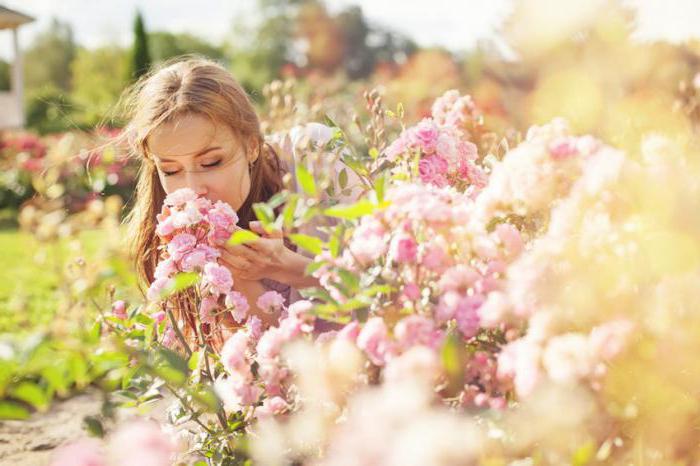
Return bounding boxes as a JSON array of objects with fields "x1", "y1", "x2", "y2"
[
  {"x1": 324, "y1": 199, "x2": 376, "y2": 220},
  {"x1": 158, "y1": 348, "x2": 189, "y2": 375},
  {"x1": 192, "y1": 386, "x2": 221, "y2": 412},
  {"x1": 296, "y1": 163, "x2": 317, "y2": 196},
  {"x1": 338, "y1": 168, "x2": 348, "y2": 189},
  {"x1": 305, "y1": 260, "x2": 325, "y2": 276},
  {"x1": 267, "y1": 191, "x2": 288, "y2": 209},
  {"x1": 289, "y1": 234, "x2": 324, "y2": 256},
  {"x1": 228, "y1": 229, "x2": 260, "y2": 246},
  {"x1": 397, "y1": 102, "x2": 404, "y2": 119},
  {"x1": 441, "y1": 332, "x2": 464, "y2": 391},
  {"x1": 253, "y1": 202, "x2": 275, "y2": 226},
  {"x1": 188, "y1": 350, "x2": 201, "y2": 371},
  {"x1": 337, "y1": 269, "x2": 360, "y2": 292},
  {"x1": 282, "y1": 195, "x2": 299, "y2": 229},
  {"x1": 572, "y1": 441, "x2": 595, "y2": 466},
  {"x1": 0, "y1": 401, "x2": 29, "y2": 420},
  {"x1": 323, "y1": 113, "x2": 339, "y2": 129},
  {"x1": 160, "y1": 272, "x2": 200, "y2": 298},
  {"x1": 374, "y1": 174, "x2": 386, "y2": 203},
  {"x1": 83, "y1": 415, "x2": 105, "y2": 438},
  {"x1": 329, "y1": 233, "x2": 340, "y2": 258},
  {"x1": 368, "y1": 147, "x2": 379, "y2": 160},
  {"x1": 10, "y1": 382, "x2": 50, "y2": 411}
]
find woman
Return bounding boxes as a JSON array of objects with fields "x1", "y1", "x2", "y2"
[{"x1": 120, "y1": 57, "x2": 356, "y2": 335}]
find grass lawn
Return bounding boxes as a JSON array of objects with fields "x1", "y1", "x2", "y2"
[{"x1": 0, "y1": 228, "x2": 136, "y2": 334}]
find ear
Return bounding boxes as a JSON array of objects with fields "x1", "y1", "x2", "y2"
[{"x1": 245, "y1": 136, "x2": 261, "y2": 164}]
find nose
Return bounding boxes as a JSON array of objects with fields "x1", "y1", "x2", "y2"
[{"x1": 184, "y1": 171, "x2": 208, "y2": 197}]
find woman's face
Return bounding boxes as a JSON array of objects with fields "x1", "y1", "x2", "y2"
[{"x1": 147, "y1": 113, "x2": 256, "y2": 210}]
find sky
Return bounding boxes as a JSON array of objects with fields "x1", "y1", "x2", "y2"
[{"x1": 1, "y1": 0, "x2": 700, "y2": 61}]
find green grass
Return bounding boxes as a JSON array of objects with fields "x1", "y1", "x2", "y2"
[{"x1": 0, "y1": 229, "x2": 136, "y2": 333}]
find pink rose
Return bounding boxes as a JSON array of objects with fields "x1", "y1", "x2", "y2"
[
  {"x1": 214, "y1": 376, "x2": 262, "y2": 412},
  {"x1": 199, "y1": 296, "x2": 218, "y2": 324},
  {"x1": 147, "y1": 277, "x2": 173, "y2": 302},
  {"x1": 164, "y1": 187, "x2": 198, "y2": 208},
  {"x1": 221, "y1": 331, "x2": 250, "y2": 374},
  {"x1": 548, "y1": 136, "x2": 579, "y2": 160},
  {"x1": 337, "y1": 321, "x2": 360, "y2": 342},
  {"x1": 167, "y1": 233, "x2": 196, "y2": 261},
  {"x1": 455, "y1": 294, "x2": 484, "y2": 339},
  {"x1": 256, "y1": 291, "x2": 286, "y2": 314},
  {"x1": 356, "y1": 317, "x2": 393, "y2": 366},
  {"x1": 108, "y1": 420, "x2": 177, "y2": 466},
  {"x1": 257, "y1": 396, "x2": 288, "y2": 417},
  {"x1": 203, "y1": 263, "x2": 233, "y2": 295},
  {"x1": 154, "y1": 258, "x2": 177, "y2": 280},
  {"x1": 179, "y1": 248, "x2": 208, "y2": 272},
  {"x1": 495, "y1": 223, "x2": 523, "y2": 258},
  {"x1": 256, "y1": 327, "x2": 286, "y2": 360},
  {"x1": 50, "y1": 438, "x2": 105, "y2": 466},
  {"x1": 401, "y1": 283, "x2": 421, "y2": 301},
  {"x1": 225, "y1": 291, "x2": 250, "y2": 323},
  {"x1": 111, "y1": 300, "x2": 127, "y2": 319},
  {"x1": 393, "y1": 234, "x2": 418, "y2": 263},
  {"x1": 409, "y1": 119, "x2": 439, "y2": 154},
  {"x1": 438, "y1": 265, "x2": 481, "y2": 293},
  {"x1": 394, "y1": 315, "x2": 443, "y2": 350},
  {"x1": 421, "y1": 243, "x2": 448, "y2": 271},
  {"x1": 419, "y1": 155, "x2": 449, "y2": 187}
]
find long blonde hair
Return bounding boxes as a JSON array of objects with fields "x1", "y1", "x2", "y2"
[{"x1": 119, "y1": 56, "x2": 285, "y2": 290}]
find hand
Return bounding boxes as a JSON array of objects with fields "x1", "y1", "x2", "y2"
[{"x1": 219, "y1": 222, "x2": 289, "y2": 282}]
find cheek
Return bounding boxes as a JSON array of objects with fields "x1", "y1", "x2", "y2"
[{"x1": 209, "y1": 169, "x2": 251, "y2": 210}]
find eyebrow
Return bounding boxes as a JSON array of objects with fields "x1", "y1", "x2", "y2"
[{"x1": 155, "y1": 146, "x2": 223, "y2": 163}]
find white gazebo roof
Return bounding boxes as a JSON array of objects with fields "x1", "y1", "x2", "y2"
[{"x1": 0, "y1": 5, "x2": 34, "y2": 29}]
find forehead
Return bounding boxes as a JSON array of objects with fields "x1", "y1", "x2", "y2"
[{"x1": 147, "y1": 113, "x2": 239, "y2": 160}]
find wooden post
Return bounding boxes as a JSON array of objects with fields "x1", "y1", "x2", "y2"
[{"x1": 11, "y1": 26, "x2": 24, "y2": 128}]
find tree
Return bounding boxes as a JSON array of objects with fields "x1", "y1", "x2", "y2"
[
  {"x1": 71, "y1": 46, "x2": 129, "y2": 127},
  {"x1": 336, "y1": 6, "x2": 374, "y2": 80},
  {"x1": 149, "y1": 32, "x2": 224, "y2": 63},
  {"x1": 129, "y1": 10, "x2": 151, "y2": 81},
  {"x1": 296, "y1": 2, "x2": 345, "y2": 74},
  {"x1": 227, "y1": 0, "x2": 303, "y2": 95},
  {"x1": 23, "y1": 18, "x2": 76, "y2": 92}
]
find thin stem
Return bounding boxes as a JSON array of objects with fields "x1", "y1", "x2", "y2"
[
  {"x1": 163, "y1": 384, "x2": 214, "y2": 435},
  {"x1": 167, "y1": 307, "x2": 193, "y2": 358}
]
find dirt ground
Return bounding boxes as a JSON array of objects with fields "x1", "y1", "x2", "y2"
[{"x1": 0, "y1": 391, "x2": 104, "y2": 465}]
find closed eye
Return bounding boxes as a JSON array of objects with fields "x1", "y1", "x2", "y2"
[{"x1": 201, "y1": 159, "x2": 221, "y2": 168}]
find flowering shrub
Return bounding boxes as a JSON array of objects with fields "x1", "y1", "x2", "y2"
[
  {"x1": 380, "y1": 91, "x2": 487, "y2": 192},
  {"x1": 0, "y1": 128, "x2": 138, "y2": 215},
  {"x1": 7, "y1": 88, "x2": 698, "y2": 466},
  {"x1": 145, "y1": 188, "x2": 254, "y2": 350}
]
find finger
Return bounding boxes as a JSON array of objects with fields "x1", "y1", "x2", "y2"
[
  {"x1": 223, "y1": 243, "x2": 258, "y2": 260},
  {"x1": 219, "y1": 256, "x2": 253, "y2": 279},
  {"x1": 250, "y1": 221, "x2": 284, "y2": 239},
  {"x1": 220, "y1": 250, "x2": 252, "y2": 270}
]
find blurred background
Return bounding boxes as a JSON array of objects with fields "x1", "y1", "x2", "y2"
[
  {"x1": 2, "y1": 0, "x2": 700, "y2": 316},
  {"x1": 2, "y1": 2, "x2": 700, "y2": 462}
]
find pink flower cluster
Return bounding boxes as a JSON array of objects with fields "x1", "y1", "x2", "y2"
[
  {"x1": 497, "y1": 319, "x2": 634, "y2": 397},
  {"x1": 312, "y1": 182, "x2": 524, "y2": 407},
  {"x1": 382, "y1": 90, "x2": 486, "y2": 191},
  {"x1": 50, "y1": 419, "x2": 177, "y2": 466},
  {"x1": 430, "y1": 89, "x2": 481, "y2": 129},
  {"x1": 214, "y1": 297, "x2": 315, "y2": 417},
  {"x1": 148, "y1": 188, "x2": 250, "y2": 334}
]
